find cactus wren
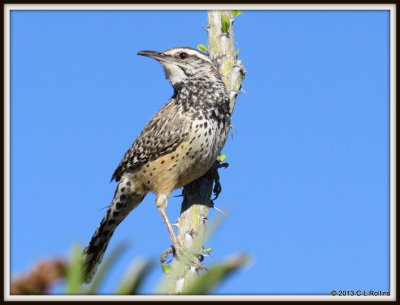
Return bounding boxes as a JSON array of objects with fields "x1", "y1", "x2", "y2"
[{"x1": 82, "y1": 47, "x2": 231, "y2": 282}]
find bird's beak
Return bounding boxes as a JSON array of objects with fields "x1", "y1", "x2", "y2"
[{"x1": 137, "y1": 50, "x2": 169, "y2": 62}]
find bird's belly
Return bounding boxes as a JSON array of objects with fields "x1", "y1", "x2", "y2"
[{"x1": 133, "y1": 122, "x2": 226, "y2": 195}]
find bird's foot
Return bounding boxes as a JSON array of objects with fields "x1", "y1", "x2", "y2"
[
  {"x1": 160, "y1": 241, "x2": 183, "y2": 264},
  {"x1": 210, "y1": 161, "x2": 229, "y2": 200},
  {"x1": 160, "y1": 247, "x2": 173, "y2": 264}
]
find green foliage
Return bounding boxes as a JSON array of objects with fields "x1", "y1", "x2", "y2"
[
  {"x1": 217, "y1": 154, "x2": 227, "y2": 162},
  {"x1": 221, "y1": 14, "x2": 230, "y2": 33},
  {"x1": 220, "y1": 10, "x2": 242, "y2": 34},
  {"x1": 84, "y1": 242, "x2": 130, "y2": 294},
  {"x1": 61, "y1": 219, "x2": 248, "y2": 295},
  {"x1": 204, "y1": 248, "x2": 213, "y2": 253},
  {"x1": 183, "y1": 255, "x2": 249, "y2": 294},
  {"x1": 63, "y1": 242, "x2": 154, "y2": 295},
  {"x1": 232, "y1": 10, "x2": 242, "y2": 17},
  {"x1": 161, "y1": 263, "x2": 171, "y2": 274},
  {"x1": 65, "y1": 245, "x2": 84, "y2": 294},
  {"x1": 116, "y1": 260, "x2": 154, "y2": 295},
  {"x1": 221, "y1": 11, "x2": 242, "y2": 34},
  {"x1": 197, "y1": 44, "x2": 208, "y2": 52}
]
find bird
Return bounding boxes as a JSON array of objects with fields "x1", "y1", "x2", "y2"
[{"x1": 82, "y1": 46, "x2": 231, "y2": 283}]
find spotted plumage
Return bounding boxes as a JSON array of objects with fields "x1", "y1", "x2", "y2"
[{"x1": 82, "y1": 47, "x2": 231, "y2": 283}]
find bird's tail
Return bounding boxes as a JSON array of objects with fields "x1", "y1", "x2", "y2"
[{"x1": 82, "y1": 180, "x2": 145, "y2": 283}]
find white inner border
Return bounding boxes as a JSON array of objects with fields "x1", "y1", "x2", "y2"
[{"x1": 4, "y1": 3, "x2": 396, "y2": 302}]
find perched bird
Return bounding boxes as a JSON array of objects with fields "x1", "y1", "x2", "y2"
[{"x1": 82, "y1": 47, "x2": 231, "y2": 283}]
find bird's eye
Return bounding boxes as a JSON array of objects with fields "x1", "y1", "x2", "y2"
[{"x1": 178, "y1": 52, "x2": 189, "y2": 60}]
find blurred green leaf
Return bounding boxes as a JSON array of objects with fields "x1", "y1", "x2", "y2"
[
  {"x1": 83, "y1": 242, "x2": 130, "y2": 294},
  {"x1": 116, "y1": 260, "x2": 154, "y2": 295},
  {"x1": 183, "y1": 255, "x2": 249, "y2": 294},
  {"x1": 232, "y1": 10, "x2": 242, "y2": 17},
  {"x1": 161, "y1": 263, "x2": 171, "y2": 274},
  {"x1": 197, "y1": 44, "x2": 208, "y2": 52},
  {"x1": 204, "y1": 248, "x2": 213, "y2": 253},
  {"x1": 217, "y1": 154, "x2": 227, "y2": 162},
  {"x1": 65, "y1": 244, "x2": 84, "y2": 294},
  {"x1": 221, "y1": 14, "x2": 230, "y2": 33}
]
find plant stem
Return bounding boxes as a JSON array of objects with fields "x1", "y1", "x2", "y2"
[{"x1": 169, "y1": 10, "x2": 246, "y2": 294}]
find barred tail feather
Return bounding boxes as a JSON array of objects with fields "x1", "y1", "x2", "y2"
[{"x1": 82, "y1": 181, "x2": 145, "y2": 283}]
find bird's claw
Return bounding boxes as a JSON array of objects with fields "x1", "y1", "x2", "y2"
[
  {"x1": 211, "y1": 161, "x2": 229, "y2": 200},
  {"x1": 160, "y1": 247, "x2": 173, "y2": 264},
  {"x1": 160, "y1": 241, "x2": 184, "y2": 264}
]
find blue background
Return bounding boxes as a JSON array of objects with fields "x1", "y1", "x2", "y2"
[{"x1": 10, "y1": 10, "x2": 390, "y2": 294}]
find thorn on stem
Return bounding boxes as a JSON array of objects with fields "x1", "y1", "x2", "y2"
[{"x1": 213, "y1": 205, "x2": 228, "y2": 216}]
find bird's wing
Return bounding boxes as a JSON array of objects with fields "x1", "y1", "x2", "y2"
[{"x1": 111, "y1": 100, "x2": 190, "y2": 181}]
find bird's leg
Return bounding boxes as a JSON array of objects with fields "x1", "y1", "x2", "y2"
[{"x1": 156, "y1": 194, "x2": 181, "y2": 254}]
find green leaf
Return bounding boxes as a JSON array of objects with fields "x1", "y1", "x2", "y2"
[
  {"x1": 197, "y1": 44, "x2": 208, "y2": 52},
  {"x1": 232, "y1": 10, "x2": 242, "y2": 17},
  {"x1": 161, "y1": 263, "x2": 171, "y2": 274},
  {"x1": 221, "y1": 14, "x2": 230, "y2": 33},
  {"x1": 182, "y1": 255, "x2": 249, "y2": 294},
  {"x1": 116, "y1": 260, "x2": 154, "y2": 295},
  {"x1": 65, "y1": 244, "x2": 84, "y2": 294},
  {"x1": 217, "y1": 154, "x2": 227, "y2": 162},
  {"x1": 204, "y1": 248, "x2": 213, "y2": 253},
  {"x1": 83, "y1": 242, "x2": 130, "y2": 294}
]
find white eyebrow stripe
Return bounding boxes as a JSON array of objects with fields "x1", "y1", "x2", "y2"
[{"x1": 164, "y1": 47, "x2": 213, "y2": 64}]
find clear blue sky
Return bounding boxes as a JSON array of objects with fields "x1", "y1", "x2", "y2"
[{"x1": 10, "y1": 9, "x2": 390, "y2": 295}]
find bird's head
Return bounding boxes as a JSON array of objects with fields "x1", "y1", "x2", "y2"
[{"x1": 138, "y1": 47, "x2": 221, "y2": 87}]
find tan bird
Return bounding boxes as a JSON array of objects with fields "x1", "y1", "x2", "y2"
[{"x1": 82, "y1": 47, "x2": 231, "y2": 283}]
